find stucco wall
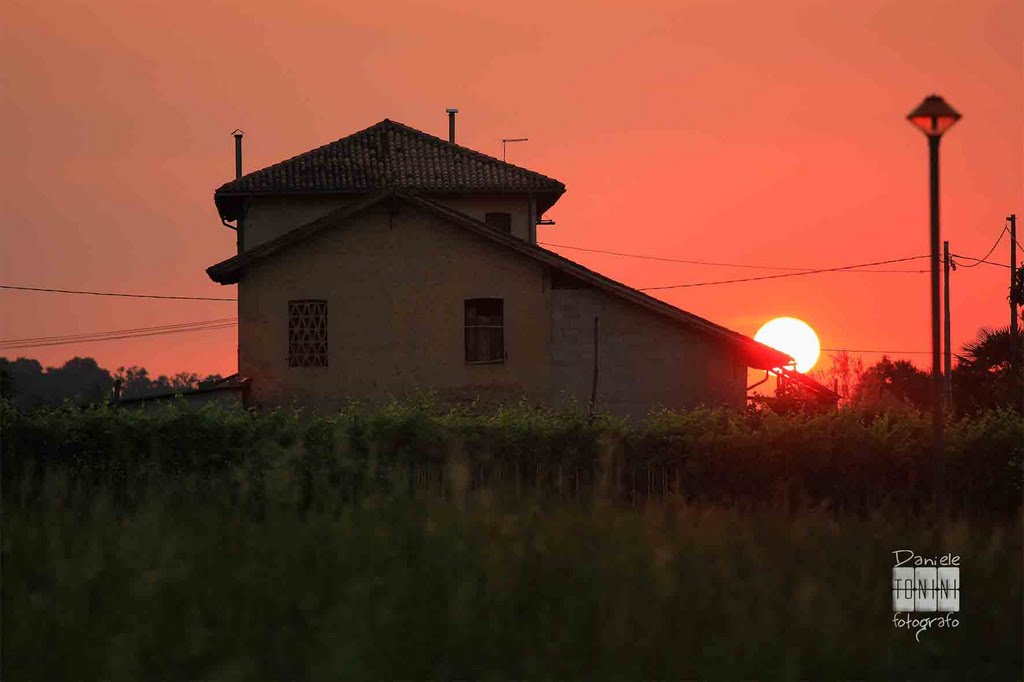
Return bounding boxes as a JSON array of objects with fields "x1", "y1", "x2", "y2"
[
  {"x1": 238, "y1": 203, "x2": 552, "y2": 411},
  {"x1": 550, "y1": 287, "x2": 747, "y2": 417},
  {"x1": 235, "y1": 198, "x2": 747, "y2": 417},
  {"x1": 432, "y1": 195, "x2": 534, "y2": 242},
  {"x1": 241, "y1": 193, "x2": 535, "y2": 252},
  {"x1": 242, "y1": 196, "x2": 356, "y2": 250}
]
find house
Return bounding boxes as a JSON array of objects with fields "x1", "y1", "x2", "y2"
[{"x1": 206, "y1": 116, "x2": 797, "y2": 418}]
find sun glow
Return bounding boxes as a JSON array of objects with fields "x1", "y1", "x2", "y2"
[{"x1": 755, "y1": 317, "x2": 821, "y2": 373}]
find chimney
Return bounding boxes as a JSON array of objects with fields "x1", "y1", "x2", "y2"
[
  {"x1": 446, "y1": 108, "x2": 458, "y2": 143},
  {"x1": 232, "y1": 129, "x2": 244, "y2": 179}
]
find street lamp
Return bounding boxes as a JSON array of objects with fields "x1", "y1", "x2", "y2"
[{"x1": 907, "y1": 94, "x2": 961, "y2": 478}]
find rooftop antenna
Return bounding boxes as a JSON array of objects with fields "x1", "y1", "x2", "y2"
[{"x1": 501, "y1": 138, "x2": 528, "y2": 163}]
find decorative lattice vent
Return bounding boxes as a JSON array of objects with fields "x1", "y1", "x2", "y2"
[{"x1": 288, "y1": 300, "x2": 328, "y2": 367}]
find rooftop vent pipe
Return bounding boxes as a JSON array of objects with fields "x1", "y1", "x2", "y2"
[
  {"x1": 446, "y1": 108, "x2": 458, "y2": 143},
  {"x1": 225, "y1": 130, "x2": 245, "y2": 254},
  {"x1": 232, "y1": 129, "x2": 244, "y2": 179}
]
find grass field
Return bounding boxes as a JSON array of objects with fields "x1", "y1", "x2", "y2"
[{"x1": 3, "y1": 400, "x2": 1022, "y2": 679}]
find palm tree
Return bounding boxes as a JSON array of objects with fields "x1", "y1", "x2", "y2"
[{"x1": 952, "y1": 326, "x2": 1023, "y2": 414}]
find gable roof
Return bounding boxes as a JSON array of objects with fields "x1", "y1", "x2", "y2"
[
  {"x1": 206, "y1": 189, "x2": 793, "y2": 371},
  {"x1": 214, "y1": 119, "x2": 566, "y2": 221}
]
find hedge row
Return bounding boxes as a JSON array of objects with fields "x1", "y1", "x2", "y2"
[{"x1": 3, "y1": 398, "x2": 1021, "y2": 514}]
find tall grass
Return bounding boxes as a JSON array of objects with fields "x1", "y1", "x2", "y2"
[{"x1": 3, "y1": 399, "x2": 1022, "y2": 679}]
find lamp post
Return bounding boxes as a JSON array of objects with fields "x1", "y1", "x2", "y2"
[{"x1": 907, "y1": 94, "x2": 961, "y2": 482}]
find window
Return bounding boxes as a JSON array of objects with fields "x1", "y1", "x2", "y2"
[
  {"x1": 288, "y1": 300, "x2": 328, "y2": 367},
  {"x1": 485, "y1": 212, "x2": 512, "y2": 232},
  {"x1": 465, "y1": 298, "x2": 504, "y2": 363}
]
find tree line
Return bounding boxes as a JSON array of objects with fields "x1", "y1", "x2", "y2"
[
  {"x1": 0, "y1": 356, "x2": 223, "y2": 411},
  {"x1": 808, "y1": 325, "x2": 1022, "y2": 415}
]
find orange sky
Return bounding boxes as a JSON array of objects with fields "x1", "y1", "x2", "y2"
[{"x1": 2, "y1": 0, "x2": 1021, "y2": 379}]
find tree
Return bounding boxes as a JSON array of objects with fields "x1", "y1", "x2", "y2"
[
  {"x1": 0, "y1": 356, "x2": 112, "y2": 409},
  {"x1": 114, "y1": 366, "x2": 154, "y2": 399},
  {"x1": 46, "y1": 357, "x2": 113, "y2": 405},
  {"x1": 1010, "y1": 263, "x2": 1024, "y2": 308},
  {"x1": 0, "y1": 359, "x2": 16, "y2": 401},
  {"x1": 809, "y1": 350, "x2": 864, "y2": 407},
  {"x1": 852, "y1": 356, "x2": 930, "y2": 411},
  {"x1": 168, "y1": 372, "x2": 201, "y2": 390},
  {"x1": 2, "y1": 356, "x2": 224, "y2": 410},
  {"x1": 952, "y1": 326, "x2": 1023, "y2": 414},
  {"x1": 112, "y1": 367, "x2": 225, "y2": 399}
]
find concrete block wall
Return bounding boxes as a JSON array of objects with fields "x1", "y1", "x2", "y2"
[{"x1": 550, "y1": 287, "x2": 747, "y2": 420}]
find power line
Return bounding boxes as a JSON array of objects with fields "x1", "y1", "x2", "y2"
[
  {"x1": 541, "y1": 242, "x2": 813, "y2": 270},
  {"x1": 822, "y1": 347, "x2": 929, "y2": 354},
  {"x1": 0, "y1": 245, "x2": 936, "y2": 308},
  {"x1": 0, "y1": 319, "x2": 237, "y2": 351},
  {"x1": 5, "y1": 314, "x2": 976, "y2": 361},
  {"x1": 0, "y1": 235, "x2": 996, "y2": 318},
  {"x1": 951, "y1": 227, "x2": 1006, "y2": 269},
  {"x1": 0, "y1": 324, "x2": 237, "y2": 350},
  {"x1": 636, "y1": 255, "x2": 931, "y2": 291},
  {"x1": 0, "y1": 284, "x2": 236, "y2": 302},
  {"x1": 0, "y1": 318, "x2": 238, "y2": 344},
  {"x1": 0, "y1": 323, "x2": 237, "y2": 350},
  {"x1": 819, "y1": 348, "x2": 969, "y2": 360},
  {"x1": 951, "y1": 254, "x2": 1011, "y2": 269},
  {"x1": 540, "y1": 242, "x2": 928, "y2": 273}
]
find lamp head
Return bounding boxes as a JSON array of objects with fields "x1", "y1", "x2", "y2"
[{"x1": 907, "y1": 94, "x2": 961, "y2": 138}]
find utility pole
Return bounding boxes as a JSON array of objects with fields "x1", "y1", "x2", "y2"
[
  {"x1": 1010, "y1": 214, "x2": 1018, "y2": 339},
  {"x1": 943, "y1": 240, "x2": 952, "y2": 409},
  {"x1": 589, "y1": 316, "x2": 599, "y2": 417}
]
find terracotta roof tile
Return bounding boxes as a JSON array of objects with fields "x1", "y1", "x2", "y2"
[{"x1": 215, "y1": 119, "x2": 565, "y2": 197}]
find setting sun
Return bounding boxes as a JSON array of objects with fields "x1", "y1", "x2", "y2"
[{"x1": 754, "y1": 317, "x2": 821, "y2": 373}]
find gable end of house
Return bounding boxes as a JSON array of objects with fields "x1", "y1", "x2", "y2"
[{"x1": 206, "y1": 189, "x2": 793, "y2": 371}]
